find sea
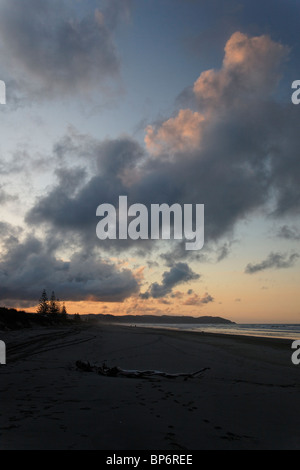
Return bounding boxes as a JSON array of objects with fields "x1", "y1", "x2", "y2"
[{"x1": 135, "y1": 323, "x2": 300, "y2": 340}]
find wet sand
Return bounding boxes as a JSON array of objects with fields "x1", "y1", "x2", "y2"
[{"x1": 0, "y1": 323, "x2": 299, "y2": 450}]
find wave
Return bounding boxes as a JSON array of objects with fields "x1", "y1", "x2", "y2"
[{"x1": 137, "y1": 323, "x2": 300, "y2": 340}]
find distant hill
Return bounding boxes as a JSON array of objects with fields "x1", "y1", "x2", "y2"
[
  {"x1": 0, "y1": 307, "x2": 235, "y2": 330},
  {"x1": 83, "y1": 313, "x2": 235, "y2": 325}
]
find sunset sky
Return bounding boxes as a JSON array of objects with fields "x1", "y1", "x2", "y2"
[{"x1": 0, "y1": 0, "x2": 299, "y2": 323}]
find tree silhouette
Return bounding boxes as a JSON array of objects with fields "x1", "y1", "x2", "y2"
[
  {"x1": 60, "y1": 303, "x2": 67, "y2": 319},
  {"x1": 37, "y1": 290, "x2": 69, "y2": 321},
  {"x1": 49, "y1": 291, "x2": 60, "y2": 316},
  {"x1": 37, "y1": 289, "x2": 49, "y2": 315}
]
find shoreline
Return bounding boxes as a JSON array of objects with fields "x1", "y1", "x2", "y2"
[
  {"x1": 106, "y1": 321, "x2": 300, "y2": 341},
  {"x1": 98, "y1": 322, "x2": 295, "y2": 354},
  {"x1": 1, "y1": 322, "x2": 300, "y2": 450}
]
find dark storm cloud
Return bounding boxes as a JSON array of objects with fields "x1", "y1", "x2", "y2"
[
  {"x1": 0, "y1": 233, "x2": 139, "y2": 304},
  {"x1": 26, "y1": 120, "x2": 271, "y2": 248},
  {"x1": 1, "y1": 8, "x2": 298, "y2": 308},
  {"x1": 267, "y1": 106, "x2": 300, "y2": 217},
  {"x1": 245, "y1": 252, "x2": 299, "y2": 274},
  {"x1": 24, "y1": 31, "x2": 300, "y2": 265},
  {"x1": 0, "y1": 221, "x2": 22, "y2": 244},
  {"x1": 0, "y1": 0, "x2": 127, "y2": 102},
  {"x1": 140, "y1": 262, "x2": 200, "y2": 299},
  {"x1": 26, "y1": 136, "x2": 144, "y2": 239},
  {"x1": 160, "y1": 240, "x2": 208, "y2": 265}
]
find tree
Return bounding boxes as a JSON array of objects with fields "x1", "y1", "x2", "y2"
[
  {"x1": 74, "y1": 313, "x2": 81, "y2": 322},
  {"x1": 60, "y1": 303, "x2": 67, "y2": 319},
  {"x1": 37, "y1": 289, "x2": 49, "y2": 315},
  {"x1": 49, "y1": 291, "x2": 60, "y2": 316}
]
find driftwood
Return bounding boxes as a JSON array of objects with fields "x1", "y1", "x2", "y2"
[{"x1": 75, "y1": 360, "x2": 209, "y2": 380}]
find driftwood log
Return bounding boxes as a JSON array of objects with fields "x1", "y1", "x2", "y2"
[{"x1": 76, "y1": 360, "x2": 209, "y2": 380}]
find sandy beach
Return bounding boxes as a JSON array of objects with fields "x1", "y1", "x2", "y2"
[{"x1": 0, "y1": 322, "x2": 299, "y2": 450}]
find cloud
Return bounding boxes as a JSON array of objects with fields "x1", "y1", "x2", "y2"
[
  {"x1": 140, "y1": 262, "x2": 200, "y2": 299},
  {"x1": 277, "y1": 225, "x2": 300, "y2": 241},
  {"x1": 245, "y1": 252, "x2": 299, "y2": 274},
  {"x1": 25, "y1": 136, "x2": 146, "y2": 253},
  {"x1": 216, "y1": 241, "x2": 237, "y2": 262},
  {"x1": 193, "y1": 31, "x2": 288, "y2": 108},
  {"x1": 183, "y1": 292, "x2": 214, "y2": 306},
  {"x1": 145, "y1": 109, "x2": 205, "y2": 156},
  {"x1": 0, "y1": 4, "x2": 298, "y2": 311},
  {"x1": 0, "y1": 222, "x2": 23, "y2": 249},
  {"x1": 0, "y1": 186, "x2": 18, "y2": 205},
  {"x1": 147, "y1": 31, "x2": 288, "y2": 160},
  {"x1": 0, "y1": 0, "x2": 128, "y2": 104},
  {"x1": 0, "y1": 233, "x2": 139, "y2": 304},
  {"x1": 24, "y1": 32, "x2": 300, "y2": 262}
]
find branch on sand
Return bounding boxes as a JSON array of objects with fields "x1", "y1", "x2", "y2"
[{"x1": 75, "y1": 360, "x2": 210, "y2": 380}]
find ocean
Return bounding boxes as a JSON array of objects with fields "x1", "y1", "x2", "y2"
[{"x1": 136, "y1": 323, "x2": 300, "y2": 340}]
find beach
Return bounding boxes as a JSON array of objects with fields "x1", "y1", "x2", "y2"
[{"x1": 0, "y1": 322, "x2": 299, "y2": 450}]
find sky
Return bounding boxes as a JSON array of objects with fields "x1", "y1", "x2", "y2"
[{"x1": 0, "y1": 0, "x2": 299, "y2": 323}]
